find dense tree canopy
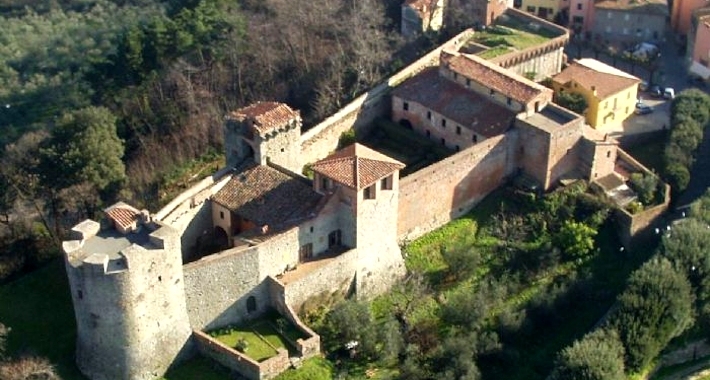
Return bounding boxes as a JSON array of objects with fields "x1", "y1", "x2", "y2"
[
  {"x1": 610, "y1": 257, "x2": 694, "y2": 372},
  {"x1": 549, "y1": 328, "x2": 626, "y2": 380}
]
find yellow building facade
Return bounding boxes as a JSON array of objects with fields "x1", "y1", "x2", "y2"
[{"x1": 552, "y1": 59, "x2": 640, "y2": 129}]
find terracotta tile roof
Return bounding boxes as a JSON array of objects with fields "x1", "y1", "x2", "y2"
[
  {"x1": 105, "y1": 202, "x2": 140, "y2": 231},
  {"x1": 212, "y1": 164, "x2": 322, "y2": 227},
  {"x1": 442, "y1": 51, "x2": 551, "y2": 104},
  {"x1": 229, "y1": 102, "x2": 299, "y2": 135},
  {"x1": 595, "y1": 0, "x2": 668, "y2": 15},
  {"x1": 311, "y1": 144, "x2": 405, "y2": 190},
  {"x1": 553, "y1": 60, "x2": 640, "y2": 99},
  {"x1": 391, "y1": 67, "x2": 516, "y2": 137}
]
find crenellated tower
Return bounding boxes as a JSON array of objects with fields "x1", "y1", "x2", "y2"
[
  {"x1": 224, "y1": 101, "x2": 302, "y2": 173},
  {"x1": 62, "y1": 202, "x2": 192, "y2": 380}
]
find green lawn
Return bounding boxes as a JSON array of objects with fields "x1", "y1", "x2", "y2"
[
  {"x1": 0, "y1": 259, "x2": 84, "y2": 379},
  {"x1": 209, "y1": 324, "x2": 280, "y2": 362},
  {"x1": 470, "y1": 18, "x2": 558, "y2": 60}
]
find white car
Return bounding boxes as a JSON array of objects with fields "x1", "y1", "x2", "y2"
[{"x1": 663, "y1": 87, "x2": 675, "y2": 99}]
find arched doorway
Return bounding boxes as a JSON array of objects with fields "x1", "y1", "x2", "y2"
[
  {"x1": 213, "y1": 226, "x2": 229, "y2": 251},
  {"x1": 399, "y1": 119, "x2": 413, "y2": 129}
]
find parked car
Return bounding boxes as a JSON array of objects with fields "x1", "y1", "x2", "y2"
[
  {"x1": 635, "y1": 102, "x2": 654, "y2": 115},
  {"x1": 638, "y1": 81, "x2": 649, "y2": 91},
  {"x1": 663, "y1": 87, "x2": 675, "y2": 99},
  {"x1": 629, "y1": 42, "x2": 660, "y2": 60},
  {"x1": 648, "y1": 85, "x2": 663, "y2": 97}
]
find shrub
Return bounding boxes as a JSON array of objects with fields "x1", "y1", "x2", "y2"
[
  {"x1": 337, "y1": 129, "x2": 356, "y2": 149},
  {"x1": 628, "y1": 172, "x2": 658, "y2": 206},
  {"x1": 549, "y1": 328, "x2": 626, "y2": 380}
]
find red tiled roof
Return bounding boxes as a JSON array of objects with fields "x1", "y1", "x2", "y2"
[
  {"x1": 212, "y1": 164, "x2": 322, "y2": 227},
  {"x1": 105, "y1": 203, "x2": 140, "y2": 231},
  {"x1": 553, "y1": 61, "x2": 640, "y2": 99},
  {"x1": 442, "y1": 51, "x2": 551, "y2": 104},
  {"x1": 229, "y1": 102, "x2": 299, "y2": 135},
  {"x1": 311, "y1": 144, "x2": 405, "y2": 190},
  {"x1": 391, "y1": 67, "x2": 516, "y2": 137}
]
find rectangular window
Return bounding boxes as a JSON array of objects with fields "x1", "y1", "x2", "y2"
[
  {"x1": 403, "y1": 102, "x2": 409, "y2": 111},
  {"x1": 473, "y1": 134, "x2": 478, "y2": 143},
  {"x1": 441, "y1": 119, "x2": 447, "y2": 127},
  {"x1": 456, "y1": 126, "x2": 461, "y2": 135},
  {"x1": 328, "y1": 230, "x2": 342, "y2": 248},
  {"x1": 453, "y1": 72, "x2": 458, "y2": 80},
  {"x1": 576, "y1": 3, "x2": 582, "y2": 10},
  {"x1": 381, "y1": 175, "x2": 393, "y2": 190},
  {"x1": 441, "y1": 138, "x2": 446, "y2": 146},
  {"x1": 607, "y1": 12, "x2": 612, "y2": 19},
  {"x1": 527, "y1": 6, "x2": 535, "y2": 12},
  {"x1": 507, "y1": 97, "x2": 512, "y2": 106},
  {"x1": 426, "y1": 111, "x2": 431, "y2": 120},
  {"x1": 220, "y1": 211, "x2": 224, "y2": 220},
  {"x1": 299, "y1": 243, "x2": 313, "y2": 261},
  {"x1": 466, "y1": 78, "x2": 471, "y2": 87},
  {"x1": 321, "y1": 176, "x2": 330, "y2": 191},
  {"x1": 490, "y1": 89, "x2": 495, "y2": 96},
  {"x1": 364, "y1": 184, "x2": 376, "y2": 200},
  {"x1": 624, "y1": 14, "x2": 629, "y2": 21}
]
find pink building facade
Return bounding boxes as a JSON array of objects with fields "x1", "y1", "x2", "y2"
[
  {"x1": 672, "y1": 0, "x2": 710, "y2": 35},
  {"x1": 569, "y1": 0, "x2": 595, "y2": 34},
  {"x1": 689, "y1": 11, "x2": 710, "y2": 78}
]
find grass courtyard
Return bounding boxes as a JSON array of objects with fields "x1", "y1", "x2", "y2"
[
  {"x1": 468, "y1": 16, "x2": 560, "y2": 60},
  {"x1": 207, "y1": 314, "x2": 308, "y2": 362}
]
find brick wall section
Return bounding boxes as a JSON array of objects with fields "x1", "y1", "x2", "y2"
[
  {"x1": 398, "y1": 135, "x2": 515, "y2": 241},
  {"x1": 614, "y1": 183, "x2": 670, "y2": 247},
  {"x1": 607, "y1": 149, "x2": 670, "y2": 247},
  {"x1": 193, "y1": 330, "x2": 291, "y2": 380},
  {"x1": 299, "y1": 29, "x2": 475, "y2": 166}
]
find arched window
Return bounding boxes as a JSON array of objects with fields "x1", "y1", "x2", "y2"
[{"x1": 247, "y1": 296, "x2": 257, "y2": 313}]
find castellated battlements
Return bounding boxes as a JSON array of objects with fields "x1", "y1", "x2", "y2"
[{"x1": 63, "y1": 203, "x2": 193, "y2": 380}]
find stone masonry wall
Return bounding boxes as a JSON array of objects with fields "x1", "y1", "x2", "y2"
[
  {"x1": 193, "y1": 330, "x2": 291, "y2": 380},
  {"x1": 265, "y1": 278, "x2": 321, "y2": 359},
  {"x1": 183, "y1": 245, "x2": 265, "y2": 330},
  {"x1": 282, "y1": 248, "x2": 358, "y2": 310},
  {"x1": 398, "y1": 134, "x2": 515, "y2": 241},
  {"x1": 299, "y1": 29, "x2": 475, "y2": 166}
]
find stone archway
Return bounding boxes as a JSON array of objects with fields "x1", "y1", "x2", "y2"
[
  {"x1": 399, "y1": 119, "x2": 413, "y2": 129},
  {"x1": 213, "y1": 226, "x2": 229, "y2": 251}
]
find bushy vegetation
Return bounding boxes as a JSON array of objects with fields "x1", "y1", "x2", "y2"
[
  {"x1": 549, "y1": 329, "x2": 626, "y2": 380},
  {"x1": 555, "y1": 92, "x2": 588, "y2": 114},
  {"x1": 663, "y1": 89, "x2": 710, "y2": 193},
  {"x1": 294, "y1": 184, "x2": 638, "y2": 380}
]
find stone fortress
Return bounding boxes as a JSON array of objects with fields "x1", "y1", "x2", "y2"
[{"x1": 61, "y1": 9, "x2": 662, "y2": 380}]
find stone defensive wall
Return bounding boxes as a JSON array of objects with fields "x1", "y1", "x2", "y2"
[
  {"x1": 193, "y1": 330, "x2": 290, "y2": 380},
  {"x1": 155, "y1": 168, "x2": 233, "y2": 260},
  {"x1": 299, "y1": 29, "x2": 475, "y2": 165},
  {"x1": 266, "y1": 277, "x2": 321, "y2": 359},
  {"x1": 611, "y1": 149, "x2": 671, "y2": 248},
  {"x1": 398, "y1": 134, "x2": 516, "y2": 241},
  {"x1": 491, "y1": 8, "x2": 569, "y2": 80},
  {"x1": 279, "y1": 248, "x2": 358, "y2": 311}
]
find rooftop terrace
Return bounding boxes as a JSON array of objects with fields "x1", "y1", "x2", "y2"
[{"x1": 464, "y1": 14, "x2": 562, "y2": 60}]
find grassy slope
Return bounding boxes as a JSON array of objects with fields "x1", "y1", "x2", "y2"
[{"x1": 0, "y1": 259, "x2": 84, "y2": 379}]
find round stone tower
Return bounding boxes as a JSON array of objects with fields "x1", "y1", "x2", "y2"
[{"x1": 62, "y1": 202, "x2": 192, "y2": 380}]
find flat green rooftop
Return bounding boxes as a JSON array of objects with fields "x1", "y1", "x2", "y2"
[{"x1": 466, "y1": 15, "x2": 561, "y2": 60}]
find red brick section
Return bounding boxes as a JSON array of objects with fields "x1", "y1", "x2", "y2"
[
  {"x1": 553, "y1": 62, "x2": 640, "y2": 98},
  {"x1": 442, "y1": 51, "x2": 550, "y2": 103},
  {"x1": 311, "y1": 143, "x2": 405, "y2": 190},
  {"x1": 229, "y1": 102, "x2": 299, "y2": 135}
]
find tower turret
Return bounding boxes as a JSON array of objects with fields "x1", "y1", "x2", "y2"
[
  {"x1": 311, "y1": 143, "x2": 407, "y2": 297},
  {"x1": 224, "y1": 101, "x2": 302, "y2": 173},
  {"x1": 63, "y1": 202, "x2": 192, "y2": 380}
]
